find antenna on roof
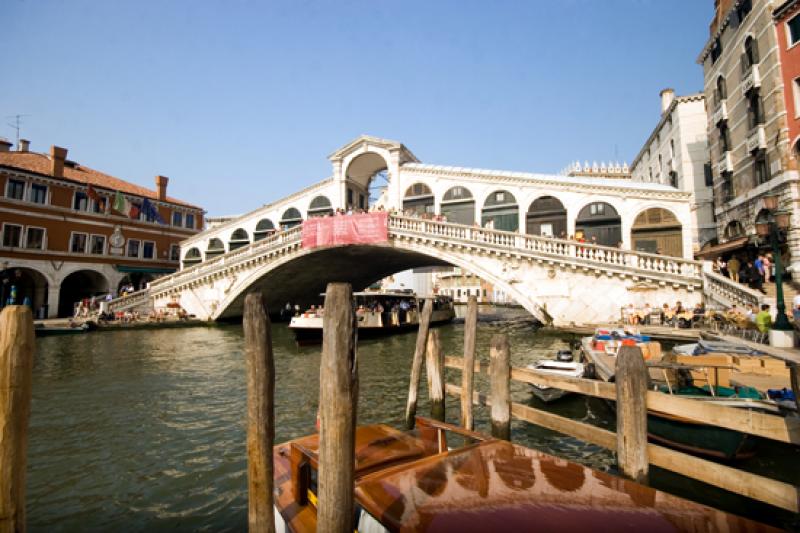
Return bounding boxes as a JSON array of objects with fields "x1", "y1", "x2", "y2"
[{"x1": 5, "y1": 114, "x2": 30, "y2": 147}]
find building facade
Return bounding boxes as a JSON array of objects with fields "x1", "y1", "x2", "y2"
[
  {"x1": 0, "y1": 139, "x2": 204, "y2": 317},
  {"x1": 775, "y1": 1, "x2": 800, "y2": 150},
  {"x1": 698, "y1": 0, "x2": 800, "y2": 269},
  {"x1": 630, "y1": 90, "x2": 715, "y2": 254}
]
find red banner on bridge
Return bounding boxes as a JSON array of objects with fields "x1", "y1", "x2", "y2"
[{"x1": 301, "y1": 212, "x2": 389, "y2": 248}]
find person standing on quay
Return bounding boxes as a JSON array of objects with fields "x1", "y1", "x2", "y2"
[
  {"x1": 762, "y1": 253, "x2": 772, "y2": 283},
  {"x1": 727, "y1": 255, "x2": 740, "y2": 283},
  {"x1": 756, "y1": 304, "x2": 772, "y2": 334}
]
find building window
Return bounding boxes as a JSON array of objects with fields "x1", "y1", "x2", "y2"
[
  {"x1": 793, "y1": 78, "x2": 800, "y2": 118},
  {"x1": 92, "y1": 198, "x2": 104, "y2": 213},
  {"x1": 589, "y1": 203, "x2": 605, "y2": 216},
  {"x1": 2, "y1": 224, "x2": 22, "y2": 247},
  {"x1": 669, "y1": 171, "x2": 678, "y2": 188},
  {"x1": 70, "y1": 232, "x2": 88, "y2": 253},
  {"x1": 25, "y1": 227, "x2": 45, "y2": 249},
  {"x1": 719, "y1": 123, "x2": 731, "y2": 153},
  {"x1": 359, "y1": 193, "x2": 365, "y2": 210},
  {"x1": 715, "y1": 76, "x2": 727, "y2": 104},
  {"x1": 185, "y1": 213, "x2": 195, "y2": 229},
  {"x1": 172, "y1": 211, "x2": 183, "y2": 227},
  {"x1": 73, "y1": 191, "x2": 89, "y2": 211},
  {"x1": 704, "y1": 163, "x2": 713, "y2": 187},
  {"x1": 789, "y1": 13, "x2": 800, "y2": 46},
  {"x1": 142, "y1": 241, "x2": 155, "y2": 259},
  {"x1": 755, "y1": 151, "x2": 770, "y2": 185},
  {"x1": 6, "y1": 179, "x2": 25, "y2": 200},
  {"x1": 721, "y1": 173, "x2": 734, "y2": 202},
  {"x1": 89, "y1": 235, "x2": 106, "y2": 255},
  {"x1": 127, "y1": 239, "x2": 140, "y2": 258},
  {"x1": 169, "y1": 244, "x2": 180, "y2": 261},
  {"x1": 743, "y1": 36, "x2": 760, "y2": 70},
  {"x1": 736, "y1": 0, "x2": 751, "y2": 22},
  {"x1": 347, "y1": 188, "x2": 353, "y2": 205},
  {"x1": 747, "y1": 92, "x2": 764, "y2": 129},
  {"x1": 710, "y1": 37, "x2": 722, "y2": 64},
  {"x1": 29, "y1": 183, "x2": 47, "y2": 204}
]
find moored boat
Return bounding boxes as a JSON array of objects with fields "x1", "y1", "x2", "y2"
[
  {"x1": 526, "y1": 351, "x2": 584, "y2": 403},
  {"x1": 288, "y1": 291, "x2": 455, "y2": 343},
  {"x1": 272, "y1": 417, "x2": 775, "y2": 532}
]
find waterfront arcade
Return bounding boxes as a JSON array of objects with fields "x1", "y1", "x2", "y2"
[{"x1": 0, "y1": 140, "x2": 204, "y2": 317}]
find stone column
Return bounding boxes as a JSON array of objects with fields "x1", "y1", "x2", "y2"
[{"x1": 46, "y1": 286, "x2": 60, "y2": 318}]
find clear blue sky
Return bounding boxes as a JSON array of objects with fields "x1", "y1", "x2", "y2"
[{"x1": 2, "y1": 0, "x2": 713, "y2": 217}]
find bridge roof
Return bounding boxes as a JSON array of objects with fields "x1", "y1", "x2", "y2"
[{"x1": 402, "y1": 163, "x2": 686, "y2": 195}]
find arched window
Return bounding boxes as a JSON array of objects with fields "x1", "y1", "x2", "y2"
[
  {"x1": 481, "y1": 190, "x2": 519, "y2": 232},
  {"x1": 403, "y1": 183, "x2": 434, "y2": 216},
  {"x1": 440, "y1": 186, "x2": 475, "y2": 225},
  {"x1": 744, "y1": 35, "x2": 759, "y2": 70},
  {"x1": 575, "y1": 202, "x2": 621, "y2": 246},
  {"x1": 206, "y1": 238, "x2": 225, "y2": 259},
  {"x1": 724, "y1": 220, "x2": 745, "y2": 240},
  {"x1": 526, "y1": 196, "x2": 566, "y2": 238},
  {"x1": 632, "y1": 208, "x2": 683, "y2": 256},
  {"x1": 228, "y1": 228, "x2": 250, "y2": 251},
  {"x1": 253, "y1": 219, "x2": 275, "y2": 241},
  {"x1": 280, "y1": 207, "x2": 302, "y2": 229},
  {"x1": 184, "y1": 247, "x2": 202, "y2": 265},
  {"x1": 307, "y1": 195, "x2": 334, "y2": 218}
]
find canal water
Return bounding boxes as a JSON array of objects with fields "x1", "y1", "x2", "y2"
[{"x1": 28, "y1": 310, "x2": 799, "y2": 531}]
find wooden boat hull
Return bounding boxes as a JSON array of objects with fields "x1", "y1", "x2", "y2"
[
  {"x1": 646, "y1": 411, "x2": 756, "y2": 460},
  {"x1": 290, "y1": 313, "x2": 454, "y2": 344},
  {"x1": 34, "y1": 325, "x2": 90, "y2": 337},
  {"x1": 531, "y1": 385, "x2": 571, "y2": 403}
]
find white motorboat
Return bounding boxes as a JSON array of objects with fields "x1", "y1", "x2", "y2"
[{"x1": 526, "y1": 351, "x2": 584, "y2": 403}]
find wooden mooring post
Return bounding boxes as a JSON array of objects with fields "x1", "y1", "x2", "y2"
[
  {"x1": 791, "y1": 363, "x2": 800, "y2": 413},
  {"x1": 243, "y1": 293, "x2": 275, "y2": 533},
  {"x1": 615, "y1": 344, "x2": 649, "y2": 483},
  {"x1": 404, "y1": 299, "x2": 433, "y2": 429},
  {"x1": 317, "y1": 283, "x2": 358, "y2": 533},
  {"x1": 426, "y1": 329, "x2": 445, "y2": 421},
  {"x1": 489, "y1": 333, "x2": 511, "y2": 440},
  {"x1": 0, "y1": 306, "x2": 35, "y2": 533},
  {"x1": 460, "y1": 296, "x2": 478, "y2": 430}
]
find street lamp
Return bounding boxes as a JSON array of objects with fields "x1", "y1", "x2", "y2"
[{"x1": 755, "y1": 195, "x2": 793, "y2": 340}]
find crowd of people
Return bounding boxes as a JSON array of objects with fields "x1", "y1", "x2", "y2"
[
  {"x1": 622, "y1": 299, "x2": 777, "y2": 335},
  {"x1": 712, "y1": 253, "x2": 777, "y2": 294}
]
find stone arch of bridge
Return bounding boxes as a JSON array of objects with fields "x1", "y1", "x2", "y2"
[
  {"x1": 210, "y1": 241, "x2": 550, "y2": 324},
  {"x1": 342, "y1": 150, "x2": 392, "y2": 210}
]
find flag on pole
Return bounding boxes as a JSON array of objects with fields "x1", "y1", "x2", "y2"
[
  {"x1": 113, "y1": 191, "x2": 125, "y2": 213},
  {"x1": 129, "y1": 202, "x2": 141, "y2": 220},
  {"x1": 86, "y1": 185, "x2": 99, "y2": 202}
]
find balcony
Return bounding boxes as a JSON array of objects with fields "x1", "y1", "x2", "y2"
[
  {"x1": 717, "y1": 151, "x2": 733, "y2": 175},
  {"x1": 746, "y1": 125, "x2": 767, "y2": 152},
  {"x1": 713, "y1": 100, "x2": 728, "y2": 124},
  {"x1": 741, "y1": 64, "x2": 761, "y2": 96}
]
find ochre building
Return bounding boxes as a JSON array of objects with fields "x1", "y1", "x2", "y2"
[{"x1": 0, "y1": 139, "x2": 204, "y2": 317}]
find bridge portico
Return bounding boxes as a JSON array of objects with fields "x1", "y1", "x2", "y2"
[{"x1": 180, "y1": 135, "x2": 695, "y2": 267}]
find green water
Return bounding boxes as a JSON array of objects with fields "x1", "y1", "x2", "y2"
[{"x1": 27, "y1": 313, "x2": 799, "y2": 531}]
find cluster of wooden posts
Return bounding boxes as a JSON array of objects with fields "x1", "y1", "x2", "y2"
[{"x1": 405, "y1": 295, "x2": 800, "y2": 514}]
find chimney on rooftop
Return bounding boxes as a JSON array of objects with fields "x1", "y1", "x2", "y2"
[
  {"x1": 0, "y1": 139, "x2": 12, "y2": 152},
  {"x1": 155, "y1": 175, "x2": 169, "y2": 201},
  {"x1": 18, "y1": 139, "x2": 30, "y2": 152},
  {"x1": 660, "y1": 88, "x2": 675, "y2": 115},
  {"x1": 50, "y1": 145, "x2": 68, "y2": 178}
]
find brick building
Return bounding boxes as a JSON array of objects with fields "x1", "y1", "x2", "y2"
[{"x1": 0, "y1": 139, "x2": 204, "y2": 317}]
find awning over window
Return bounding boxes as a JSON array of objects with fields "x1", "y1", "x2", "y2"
[
  {"x1": 115, "y1": 265, "x2": 176, "y2": 274},
  {"x1": 694, "y1": 236, "x2": 749, "y2": 259}
]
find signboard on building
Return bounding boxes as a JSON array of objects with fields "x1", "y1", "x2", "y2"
[{"x1": 302, "y1": 212, "x2": 389, "y2": 249}]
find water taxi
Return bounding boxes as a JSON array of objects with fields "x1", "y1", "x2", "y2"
[
  {"x1": 272, "y1": 417, "x2": 775, "y2": 532},
  {"x1": 526, "y1": 350, "x2": 584, "y2": 403},
  {"x1": 288, "y1": 291, "x2": 455, "y2": 343}
]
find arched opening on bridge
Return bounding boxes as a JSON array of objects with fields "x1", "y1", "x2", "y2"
[
  {"x1": 631, "y1": 208, "x2": 683, "y2": 256},
  {"x1": 575, "y1": 202, "x2": 621, "y2": 246},
  {"x1": 280, "y1": 208, "x2": 303, "y2": 229},
  {"x1": 724, "y1": 220, "x2": 746, "y2": 240},
  {"x1": 254, "y1": 219, "x2": 276, "y2": 241},
  {"x1": 184, "y1": 247, "x2": 202, "y2": 266},
  {"x1": 482, "y1": 190, "x2": 518, "y2": 231},
  {"x1": 307, "y1": 196, "x2": 334, "y2": 218},
  {"x1": 526, "y1": 196, "x2": 566, "y2": 237},
  {"x1": 403, "y1": 183, "x2": 434, "y2": 216},
  {"x1": 0, "y1": 267, "x2": 49, "y2": 318},
  {"x1": 345, "y1": 152, "x2": 389, "y2": 210},
  {"x1": 118, "y1": 273, "x2": 154, "y2": 294},
  {"x1": 440, "y1": 186, "x2": 475, "y2": 225},
  {"x1": 58, "y1": 270, "x2": 109, "y2": 317},
  {"x1": 206, "y1": 238, "x2": 225, "y2": 260},
  {"x1": 229, "y1": 228, "x2": 250, "y2": 251}
]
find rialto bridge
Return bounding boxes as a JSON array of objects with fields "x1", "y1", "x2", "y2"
[{"x1": 109, "y1": 136, "x2": 764, "y2": 325}]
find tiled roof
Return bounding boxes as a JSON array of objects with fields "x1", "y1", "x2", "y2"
[{"x1": 0, "y1": 151, "x2": 202, "y2": 210}]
